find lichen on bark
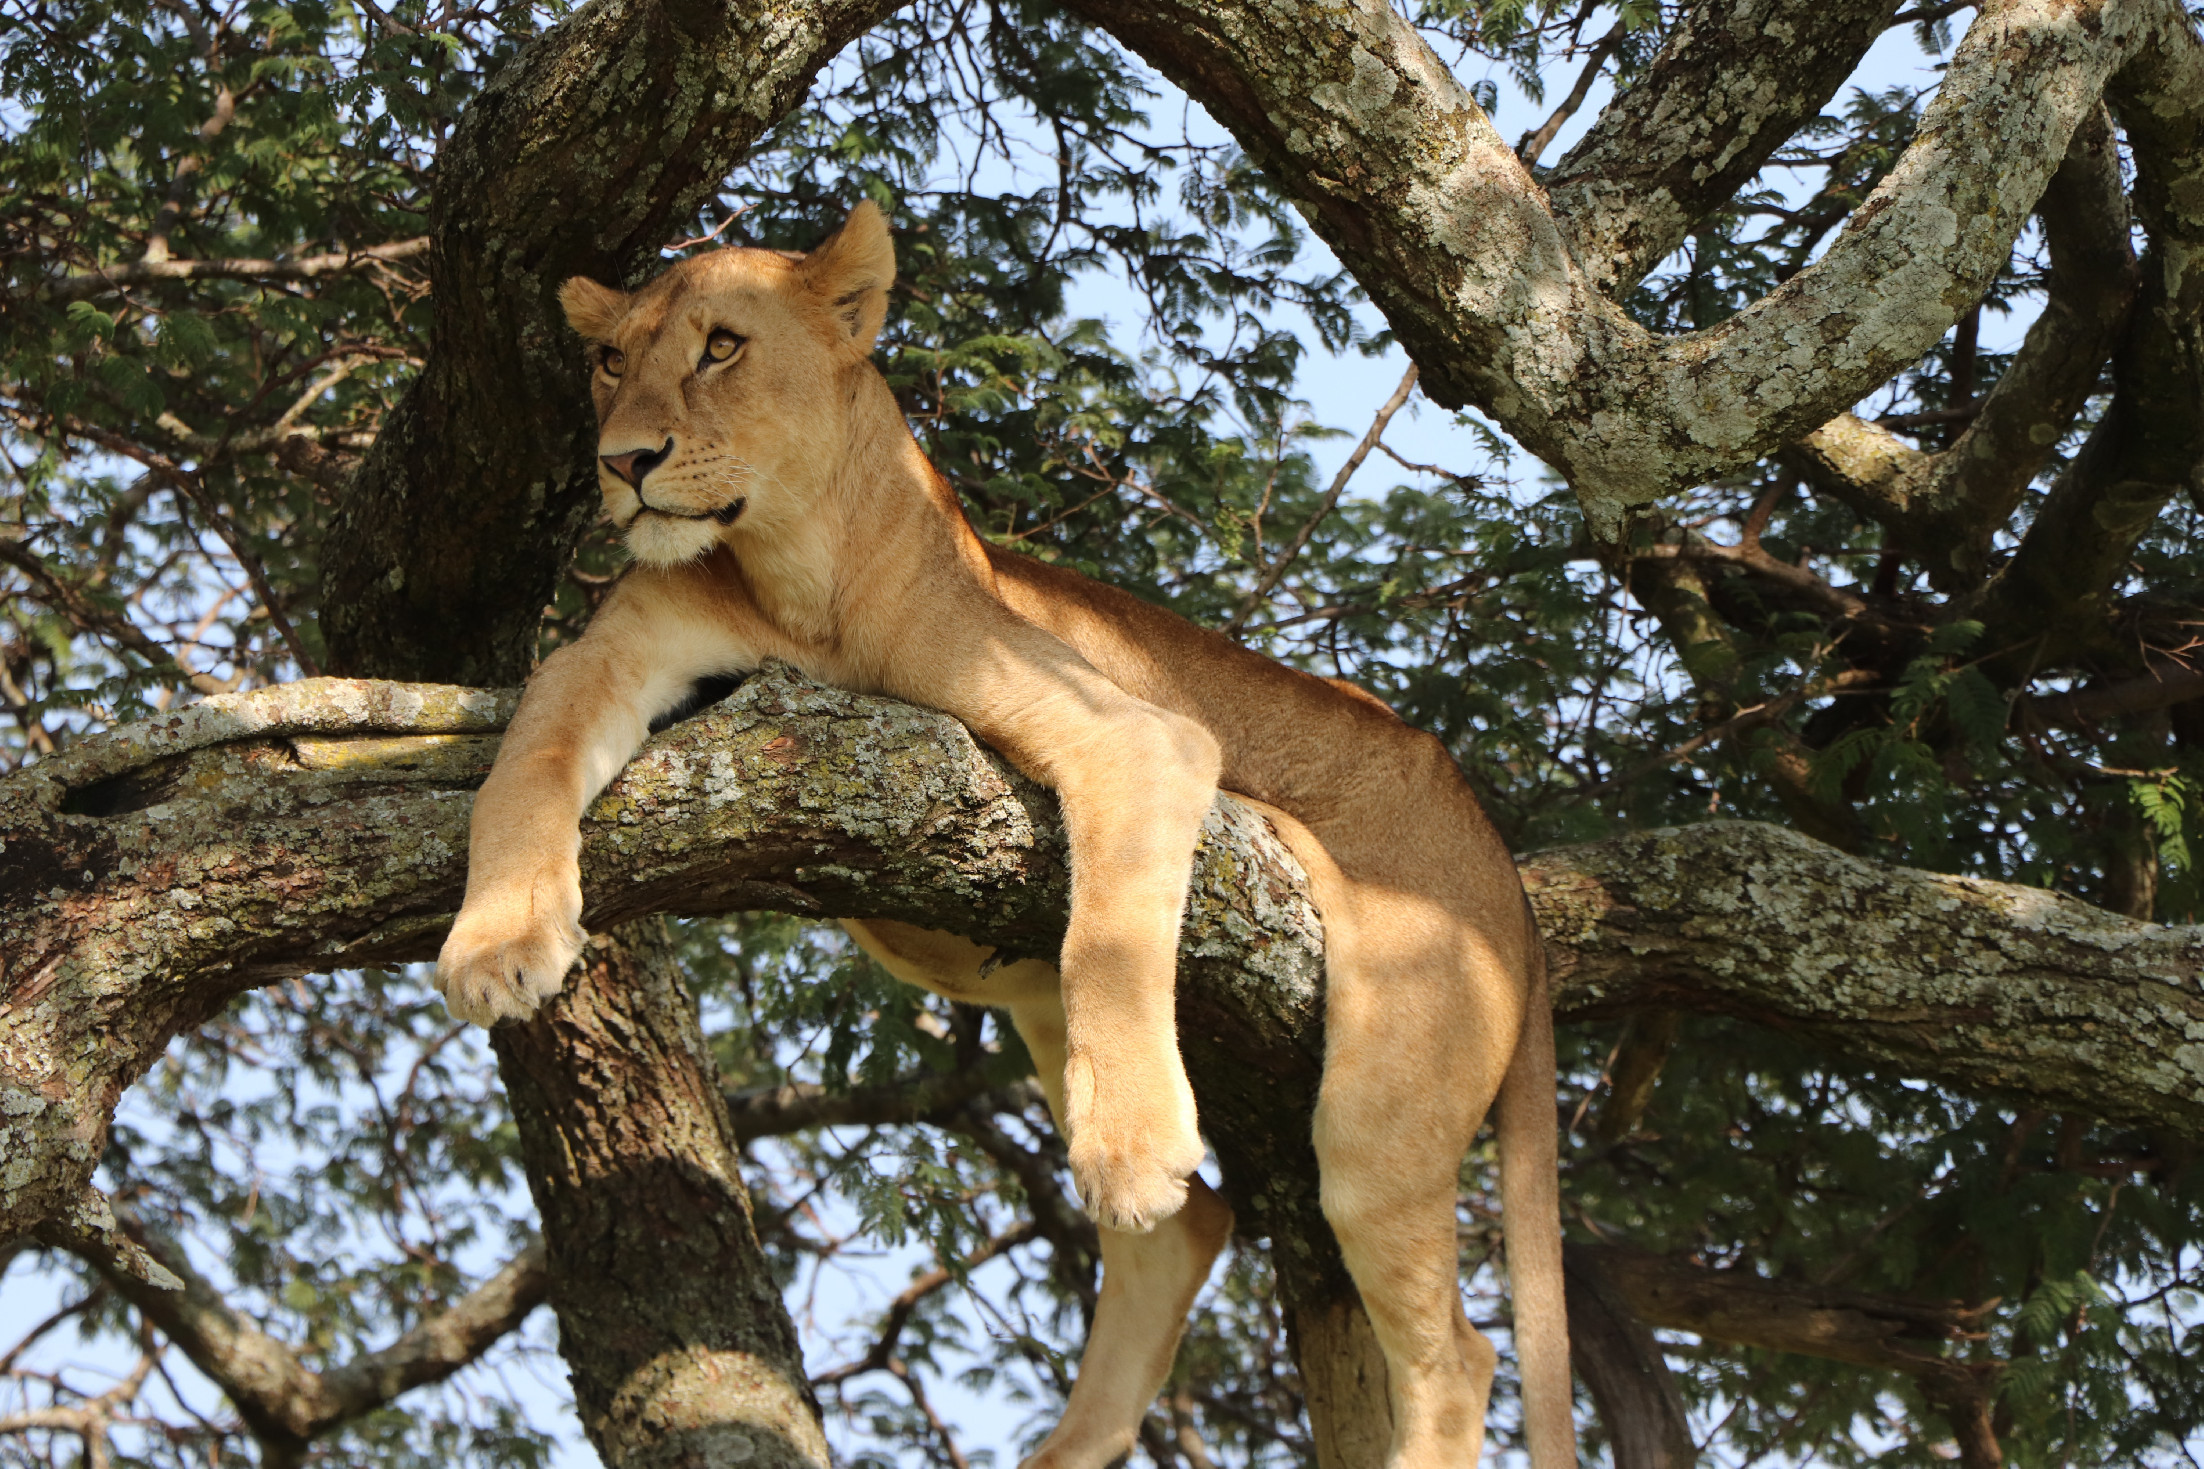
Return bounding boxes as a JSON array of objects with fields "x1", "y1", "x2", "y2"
[
  {"x1": 10, "y1": 667, "x2": 2204, "y2": 1257},
  {"x1": 1063, "y1": 0, "x2": 2185, "y2": 533}
]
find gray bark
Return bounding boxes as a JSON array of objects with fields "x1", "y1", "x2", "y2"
[
  {"x1": 10, "y1": 666, "x2": 2204, "y2": 1267},
  {"x1": 1062, "y1": 0, "x2": 2187, "y2": 533}
]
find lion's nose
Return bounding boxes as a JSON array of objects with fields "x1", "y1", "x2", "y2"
[{"x1": 600, "y1": 437, "x2": 674, "y2": 489}]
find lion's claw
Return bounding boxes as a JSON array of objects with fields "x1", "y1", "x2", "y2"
[
  {"x1": 1070, "y1": 1140, "x2": 1197, "y2": 1233},
  {"x1": 1063, "y1": 1057, "x2": 1207, "y2": 1233},
  {"x1": 436, "y1": 874, "x2": 586, "y2": 1027}
]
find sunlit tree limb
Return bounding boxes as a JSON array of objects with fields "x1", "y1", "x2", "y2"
[
  {"x1": 9, "y1": 669, "x2": 2204, "y2": 1258},
  {"x1": 1064, "y1": 0, "x2": 2181, "y2": 530},
  {"x1": 1542, "y1": 0, "x2": 1899, "y2": 295}
]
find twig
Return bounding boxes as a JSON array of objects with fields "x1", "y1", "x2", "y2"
[
  {"x1": 1566, "y1": 667, "x2": 1881, "y2": 804},
  {"x1": 55, "y1": 423, "x2": 321, "y2": 676},
  {"x1": 41, "y1": 238, "x2": 430, "y2": 306},
  {"x1": 664, "y1": 205, "x2": 752, "y2": 254},
  {"x1": 812, "y1": 1221, "x2": 1040, "y2": 1386},
  {"x1": 1375, "y1": 441, "x2": 1471, "y2": 484},
  {"x1": 1517, "y1": 24, "x2": 1625, "y2": 168},
  {"x1": 886, "y1": 1359, "x2": 971, "y2": 1469},
  {"x1": 0, "y1": 1348, "x2": 156, "y2": 1469},
  {"x1": 0, "y1": 1290, "x2": 104, "y2": 1376},
  {"x1": 1223, "y1": 364, "x2": 1418, "y2": 637},
  {"x1": 0, "y1": 539, "x2": 225, "y2": 694}
]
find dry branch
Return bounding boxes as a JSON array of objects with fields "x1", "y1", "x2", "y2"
[{"x1": 36, "y1": 239, "x2": 430, "y2": 306}]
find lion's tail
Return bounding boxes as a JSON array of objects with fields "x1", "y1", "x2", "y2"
[{"x1": 1496, "y1": 928, "x2": 1576, "y2": 1468}]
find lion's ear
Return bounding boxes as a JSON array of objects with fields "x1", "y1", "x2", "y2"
[
  {"x1": 559, "y1": 276, "x2": 629, "y2": 342},
  {"x1": 800, "y1": 199, "x2": 896, "y2": 352}
]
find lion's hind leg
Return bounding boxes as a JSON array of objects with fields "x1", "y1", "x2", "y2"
[
  {"x1": 837, "y1": 920, "x2": 1234, "y2": 1469},
  {"x1": 1232, "y1": 801, "x2": 1524, "y2": 1469},
  {"x1": 1312, "y1": 890, "x2": 1513, "y2": 1469}
]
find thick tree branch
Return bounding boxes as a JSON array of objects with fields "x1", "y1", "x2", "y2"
[
  {"x1": 1581, "y1": 1237, "x2": 2008, "y2": 1463},
  {"x1": 1963, "y1": 20, "x2": 2204, "y2": 674},
  {"x1": 2032, "y1": 660, "x2": 2204, "y2": 727},
  {"x1": 11, "y1": 669, "x2": 2204, "y2": 1268},
  {"x1": 1543, "y1": 0, "x2": 1899, "y2": 295},
  {"x1": 1786, "y1": 105, "x2": 2139, "y2": 593},
  {"x1": 1579, "y1": 1243, "x2": 1990, "y2": 1376},
  {"x1": 1064, "y1": 0, "x2": 2171, "y2": 531}
]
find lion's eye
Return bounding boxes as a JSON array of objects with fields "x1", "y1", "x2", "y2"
[
  {"x1": 598, "y1": 347, "x2": 625, "y2": 378},
  {"x1": 704, "y1": 329, "x2": 745, "y2": 365}
]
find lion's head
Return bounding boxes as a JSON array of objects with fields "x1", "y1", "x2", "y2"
[{"x1": 558, "y1": 201, "x2": 897, "y2": 567}]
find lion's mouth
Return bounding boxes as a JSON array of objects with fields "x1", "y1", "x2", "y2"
[{"x1": 634, "y1": 496, "x2": 747, "y2": 527}]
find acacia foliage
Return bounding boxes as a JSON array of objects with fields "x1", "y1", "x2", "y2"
[{"x1": 3, "y1": 0, "x2": 2203, "y2": 1465}]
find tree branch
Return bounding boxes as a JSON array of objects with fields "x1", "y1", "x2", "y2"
[
  {"x1": 36, "y1": 238, "x2": 430, "y2": 306},
  {"x1": 70, "y1": 1221, "x2": 545, "y2": 1465},
  {"x1": 1782, "y1": 105, "x2": 2138, "y2": 592},
  {"x1": 1221, "y1": 364, "x2": 1417, "y2": 637},
  {"x1": 1543, "y1": 0, "x2": 1899, "y2": 294},
  {"x1": 1579, "y1": 1240, "x2": 2010, "y2": 1462},
  {"x1": 1515, "y1": 22, "x2": 1625, "y2": 172},
  {"x1": 1066, "y1": 0, "x2": 2171, "y2": 531},
  {"x1": 812, "y1": 1222, "x2": 1041, "y2": 1387},
  {"x1": 2031, "y1": 660, "x2": 2204, "y2": 727},
  {"x1": 0, "y1": 538, "x2": 228, "y2": 695},
  {"x1": 1579, "y1": 1235, "x2": 2009, "y2": 1463},
  {"x1": 1561, "y1": 1245, "x2": 1694, "y2": 1469},
  {"x1": 1963, "y1": 18, "x2": 2204, "y2": 675},
  {"x1": 724, "y1": 1070, "x2": 1035, "y2": 1144},
  {"x1": 11, "y1": 668, "x2": 2204, "y2": 1271},
  {"x1": 1618, "y1": 550, "x2": 1868, "y2": 848}
]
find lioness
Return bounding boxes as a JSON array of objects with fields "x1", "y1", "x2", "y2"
[{"x1": 437, "y1": 201, "x2": 1573, "y2": 1469}]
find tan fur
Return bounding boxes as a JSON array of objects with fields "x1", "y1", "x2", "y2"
[{"x1": 437, "y1": 199, "x2": 1575, "y2": 1469}]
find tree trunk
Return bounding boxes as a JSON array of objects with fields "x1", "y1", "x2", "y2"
[{"x1": 492, "y1": 919, "x2": 830, "y2": 1469}]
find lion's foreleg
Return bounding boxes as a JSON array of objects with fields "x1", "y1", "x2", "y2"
[
  {"x1": 1001, "y1": 993, "x2": 1233, "y2": 1469},
  {"x1": 1032, "y1": 699, "x2": 1221, "y2": 1234},
  {"x1": 437, "y1": 585, "x2": 750, "y2": 1026}
]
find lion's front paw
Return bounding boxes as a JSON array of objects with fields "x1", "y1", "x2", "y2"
[
  {"x1": 1063, "y1": 1056, "x2": 1206, "y2": 1233},
  {"x1": 435, "y1": 875, "x2": 586, "y2": 1028}
]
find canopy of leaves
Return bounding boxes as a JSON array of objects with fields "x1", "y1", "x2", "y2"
[{"x1": 4, "y1": 0, "x2": 2202, "y2": 1464}]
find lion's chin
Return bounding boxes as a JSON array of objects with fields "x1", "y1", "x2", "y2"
[{"x1": 623, "y1": 514, "x2": 722, "y2": 567}]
